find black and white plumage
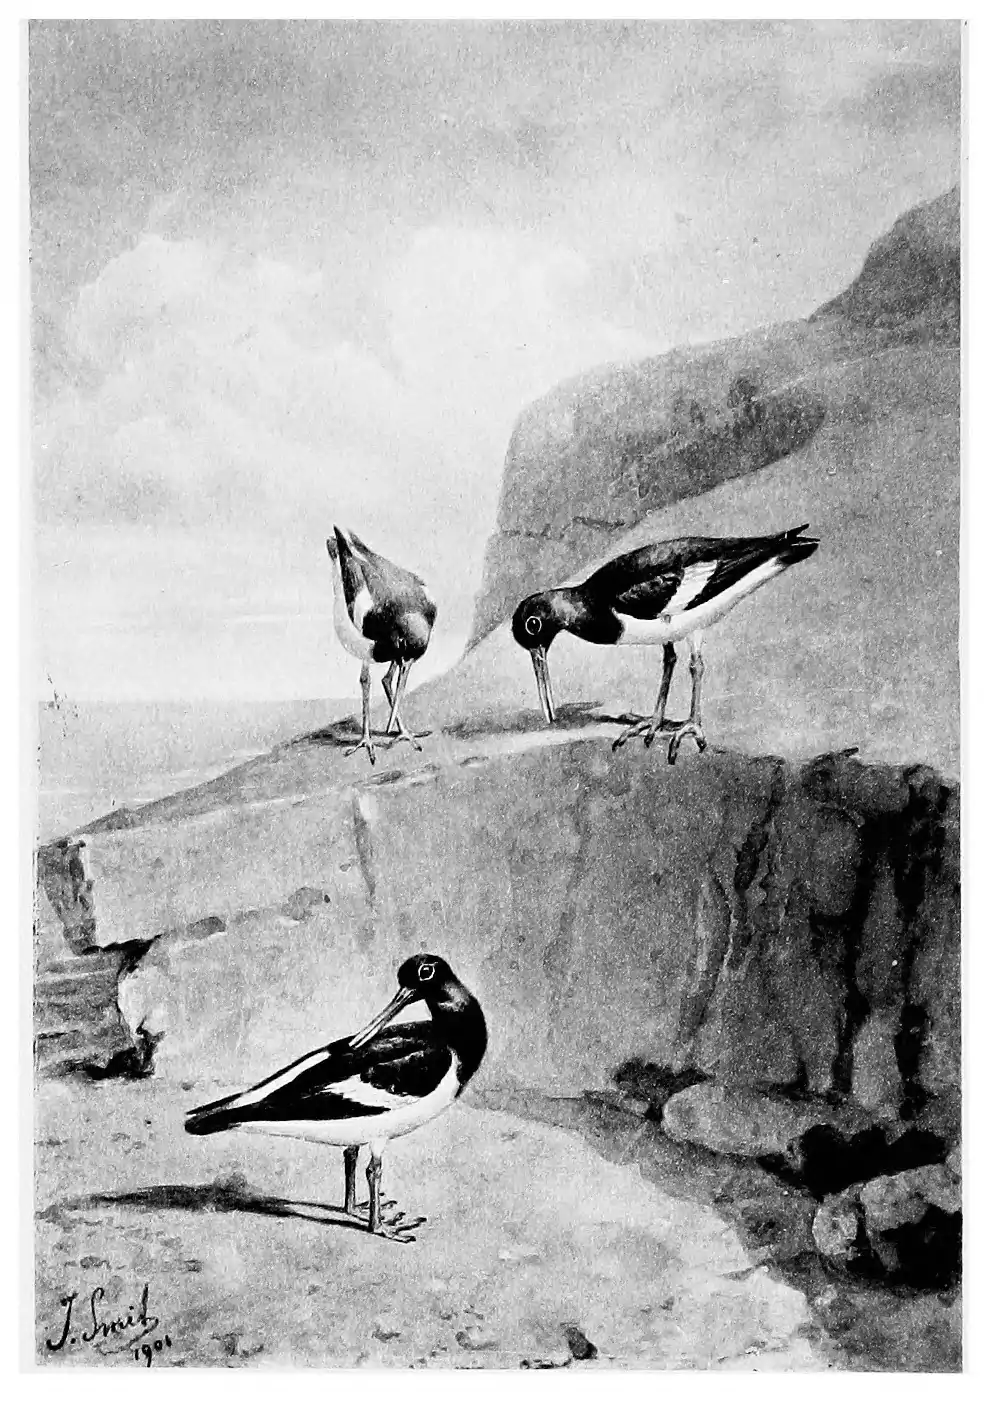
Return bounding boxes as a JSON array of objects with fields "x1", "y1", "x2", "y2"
[
  {"x1": 326, "y1": 526, "x2": 437, "y2": 765},
  {"x1": 511, "y1": 524, "x2": 819, "y2": 762},
  {"x1": 185, "y1": 954, "x2": 487, "y2": 1241}
]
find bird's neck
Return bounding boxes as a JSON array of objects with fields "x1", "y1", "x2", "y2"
[
  {"x1": 547, "y1": 588, "x2": 618, "y2": 645},
  {"x1": 428, "y1": 984, "x2": 487, "y2": 1089}
]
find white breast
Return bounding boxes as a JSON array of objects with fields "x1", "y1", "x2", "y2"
[{"x1": 329, "y1": 555, "x2": 375, "y2": 661}]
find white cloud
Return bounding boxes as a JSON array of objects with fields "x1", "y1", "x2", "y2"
[{"x1": 35, "y1": 225, "x2": 655, "y2": 696}]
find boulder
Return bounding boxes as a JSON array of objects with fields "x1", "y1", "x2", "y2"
[
  {"x1": 661, "y1": 1084, "x2": 859, "y2": 1160},
  {"x1": 813, "y1": 1163, "x2": 962, "y2": 1287}
]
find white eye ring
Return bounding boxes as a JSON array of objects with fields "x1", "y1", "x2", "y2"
[
  {"x1": 418, "y1": 962, "x2": 435, "y2": 982},
  {"x1": 525, "y1": 615, "x2": 541, "y2": 635}
]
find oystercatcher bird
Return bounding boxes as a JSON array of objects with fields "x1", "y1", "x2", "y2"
[
  {"x1": 326, "y1": 526, "x2": 437, "y2": 764},
  {"x1": 512, "y1": 524, "x2": 818, "y2": 763},
  {"x1": 185, "y1": 955, "x2": 486, "y2": 1241}
]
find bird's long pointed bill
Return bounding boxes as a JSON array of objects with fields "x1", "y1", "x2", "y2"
[
  {"x1": 349, "y1": 986, "x2": 416, "y2": 1049},
  {"x1": 386, "y1": 661, "x2": 411, "y2": 733},
  {"x1": 531, "y1": 646, "x2": 556, "y2": 724}
]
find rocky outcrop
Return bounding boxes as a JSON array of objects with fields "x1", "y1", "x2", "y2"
[
  {"x1": 36, "y1": 740, "x2": 959, "y2": 1125},
  {"x1": 469, "y1": 187, "x2": 959, "y2": 647},
  {"x1": 812, "y1": 187, "x2": 959, "y2": 343}
]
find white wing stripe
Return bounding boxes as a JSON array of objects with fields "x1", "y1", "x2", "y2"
[
  {"x1": 661, "y1": 560, "x2": 719, "y2": 615},
  {"x1": 322, "y1": 1074, "x2": 421, "y2": 1109},
  {"x1": 351, "y1": 585, "x2": 373, "y2": 632},
  {"x1": 227, "y1": 1058, "x2": 442, "y2": 1114},
  {"x1": 227, "y1": 1048, "x2": 333, "y2": 1110}
]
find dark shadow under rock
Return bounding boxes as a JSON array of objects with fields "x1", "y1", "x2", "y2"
[
  {"x1": 761, "y1": 1124, "x2": 949, "y2": 1201},
  {"x1": 611, "y1": 1059, "x2": 710, "y2": 1118},
  {"x1": 443, "y1": 702, "x2": 605, "y2": 741}
]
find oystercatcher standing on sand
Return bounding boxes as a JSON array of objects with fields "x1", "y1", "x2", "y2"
[
  {"x1": 511, "y1": 524, "x2": 819, "y2": 763},
  {"x1": 185, "y1": 954, "x2": 487, "y2": 1242},
  {"x1": 326, "y1": 526, "x2": 437, "y2": 765}
]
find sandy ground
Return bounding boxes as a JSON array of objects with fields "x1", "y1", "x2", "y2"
[{"x1": 35, "y1": 1079, "x2": 837, "y2": 1371}]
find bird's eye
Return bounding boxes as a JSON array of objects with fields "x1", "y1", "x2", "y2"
[
  {"x1": 524, "y1": 615, "x2": 541, "y2": 637},
  {"x1": 417, "y1": 962, "x2": 435, "y2": 983}
]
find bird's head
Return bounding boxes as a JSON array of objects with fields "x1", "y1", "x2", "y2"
[
  {"x1": 511, "y1": 591, "x2": 573, "y2": 724},
  {"x1": 348, "y1": 954, "x2": 464, "y2": 1048},
  {"x1": 395, "y1": 952, "x2": 455, "y2": 994}
]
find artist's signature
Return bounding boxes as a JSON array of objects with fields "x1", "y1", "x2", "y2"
[{"x1": 45, "y1": 1283, "x2": 173, "y2": 1365}]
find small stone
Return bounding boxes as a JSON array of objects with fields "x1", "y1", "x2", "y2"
[
  {"x1": 497, "y1": 1244, "x2": 541, "y2": 1263},
  {"x1": 456, "y1": 1328, "x2": 500, "y2": 1351},
  {"x1": 861, "y1": 1164, "x2": 962, "y2": 1226},
  {"x1": 372, "y1": 1319, "x2": 402, "y2": 1343},
  {"x1": 812, "y1": 1192, "x2": 864, "y2": 1261},
  {"x1": 563, "y1": 1325, "x2": 598, "y2": 1361}
]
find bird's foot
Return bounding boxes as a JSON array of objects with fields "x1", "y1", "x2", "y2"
[
  {"x1": 383, "y1": 726, "x2": 424, "y2": 753},
  {"x1": 348, "y1": 1196, "x2": 398, "y2": 1219},
  {"x1": 666, "y1": 720, "x2": 707, "y2": 765},
  {"x1": 367, "y1": 1205, "x2": 427, "y2": 1243},
  {"x1": 344, "y1": 737, "x2": 376, "y2": 766},
  {"x1": 612, "y1": 716, "x2": 681, "y2": 752}
]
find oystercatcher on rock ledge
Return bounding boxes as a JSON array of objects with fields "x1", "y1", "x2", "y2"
[
  {"x1": 512, "y1": 524, "x2": 819, "y2": 763},
  {"x1": 326, "y1": 526, "x2": 437, "y2": 765}
]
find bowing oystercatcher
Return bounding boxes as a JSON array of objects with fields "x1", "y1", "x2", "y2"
[
  {"x1": 511, "y1": 524, "x2": 818, "y2": 762},
  {"x1": 185, "y1": 955, "x2": 486, "y2": 1241},
  {"x1": 326, "y1": 526, "x2": 437, "y2": 764}
]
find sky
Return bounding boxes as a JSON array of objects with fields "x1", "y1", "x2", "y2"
[{"x1": 30, "y1": 18, "x2": 962, "y2": 701}]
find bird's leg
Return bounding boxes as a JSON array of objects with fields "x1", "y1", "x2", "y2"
[
  {"x1": 366, "y1": 1150, "x2": 383, "y2": 1233},
  {"x1": 345, "y1": 664, "x2": 376, "y2": 765},
  {"x1": 383, "y1": 660, "x2": 423, "y2": 752},
  {"x1": 381, "y1": 661, "x2": 399, "y2": 724},
  {"x1": 343, "y1": 1145, "x2": 359, "y2": 1216},
  {"x1": 667, "y1": 634, "x2": 709, "y2": 764},
  {"x1": 612, "y1": 642, "x2": 679, "y2": 751},
  {"x1": 363, "y1": 1149, "x2": 426, "y2": 1242}
]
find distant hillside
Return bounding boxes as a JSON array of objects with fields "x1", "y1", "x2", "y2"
[
  {"x1": 812, "y1": 186, "x2": 959, "y2": 341},
  {"x1": 469, "y1": 186, "x2": 959, "y2": 647}
]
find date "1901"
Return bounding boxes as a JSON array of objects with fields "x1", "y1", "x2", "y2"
[{"x1": 134, "y1": 1333, "x2": 172, "y2": 1366}]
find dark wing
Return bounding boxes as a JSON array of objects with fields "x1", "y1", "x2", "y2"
[
  {"x1": 673, "y1": 525, "x2": 817, "y2": 613},
  {"x1": 357, "y1": 549, "x2": 435, "y2": 623},
  {"x1": 582, "y1": 539, "x2": 720, "y2": 620},
  {"x1": 335, "y1": 530, "x2": 436, "y2": 648},
  {"x1": 185, "y1": 1024, "x2": 450, "y2": 1132},
  {"x1": 583, "y1": 527, "x2": 815, "y2": 620}
]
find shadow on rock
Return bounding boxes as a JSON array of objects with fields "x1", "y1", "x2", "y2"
[{"x1": 443, "y1": 701, "x2": 605, "y2": 741}]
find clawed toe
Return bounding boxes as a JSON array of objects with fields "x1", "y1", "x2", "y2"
[
  {"x1": 667, "y1": 723, "x2": 707, "y2": 765},
  {"x1": 345, "y1": 738, "x2": 376, "y2": 766},
  {"x1": 612, "y1": 720, "x2": 651, "y2": 752},
  {"x1": 370, "y1": 1210, "x2": 427, "y2": 1243},
  {"x1": 612, "y1": 717, "x2": 679, "y2": 752},
  {"x1": 385, "y1": 729, "x2": 424, "y2": 753}
]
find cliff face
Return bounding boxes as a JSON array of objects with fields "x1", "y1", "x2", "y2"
[
  {"x1": 470, "y1": 186, "x2": 959, "y2": 648},
  {"x1": 36, "y1": 736, "x2": 959, "y2": 1147}
]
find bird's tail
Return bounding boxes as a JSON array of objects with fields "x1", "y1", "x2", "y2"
[
  {"x1": 775, "y1": 523, "x2": 819, "y2": 568},
  {"x1": 332, "y1": 524, "x2": 372, "y2": 560},
  {"x1": 184, "y1": 1093, "x2": 243, "y2": 1137}
]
